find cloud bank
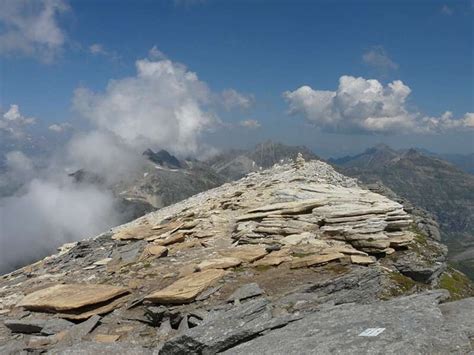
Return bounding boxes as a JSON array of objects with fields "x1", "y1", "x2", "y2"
[
  {"x1": 283, "y1": 75, "x2": 473, "y2": 134},
  {"x1": 0, "y1": 0, "x2": 68, "y2": 62}
]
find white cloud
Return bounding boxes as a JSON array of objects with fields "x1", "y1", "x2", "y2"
[
  {"x1": 239, "y1": 119, "x2": 261, "y2": 129},
  {"x1": 0, "y1": 104, "x2": 36, "y2": 139},
  {"x1": 149, "y1": 45, "x2": 166, "y2": 60},
  {"x1": 0, "y1": 178, "x2": 119, "y2": 273},
  {"x1": 73, "y1": 56, "x2": 218, "y2": 157},
  {"x1": 89, "y1": 43, "x2": 106, "y2": 55},
  {"x1": 0, "y1": 0, "x2": 68, "y2": 62},
  {"x1": 362, "y1": 46, "x2": 398, "y2": 72},
  {"x1": 48, "y1": 122, "x2": 72, "y2": 133},
  {"x1": 283, "y1": 75, "x2": 473, "y2": 134},
  {"x1": 221, "y1": 89, "x2": 255, "y2": 110},
  {"x1": 88, "y1": 42, "x2": 120, "y2": 62},
  {"x1": 441, "y1": 4, "x2": 454, "y2": 15}
]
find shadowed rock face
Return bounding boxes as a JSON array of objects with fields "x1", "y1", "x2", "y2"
[{"x1": 0, "y1": 157, "x2": 472, "y2": 353}]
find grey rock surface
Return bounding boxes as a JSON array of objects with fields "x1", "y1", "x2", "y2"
[
  {"x1": 226, "y1": 283, "x2": 264, "y2": 303},
  {"x1": 225, "y1": 291, "x2": 472, "y2": 355},
  {"x1": 159, "y1": 298, "x2": 301, "y2": 354}
]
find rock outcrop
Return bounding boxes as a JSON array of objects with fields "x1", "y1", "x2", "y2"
[{"x1": 0, "y1": 157, "x2": 472, "y2": 353}]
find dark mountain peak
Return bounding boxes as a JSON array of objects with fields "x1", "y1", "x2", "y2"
[{"x1": 143, "y1": 148, "x2": 183, "y2": 169}]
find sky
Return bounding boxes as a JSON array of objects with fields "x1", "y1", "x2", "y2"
[{"x1": 0, "y1": 0, "x2": 473, "y2": 158}]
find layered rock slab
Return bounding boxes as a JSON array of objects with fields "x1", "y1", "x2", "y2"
[
  {"x1": 145, "y1": 269, "x2": 227, "y2": 304},
  {"x1": 17, "y1": 284, "x2": 129, "y2": 312}
]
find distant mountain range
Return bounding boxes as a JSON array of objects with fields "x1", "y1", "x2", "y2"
[
  {"x1": 329, "y1": 144, "x2": 474, "y2": 278},
  {"x1": 2, "y1": 139, "x2": 473, "y2": 278}
]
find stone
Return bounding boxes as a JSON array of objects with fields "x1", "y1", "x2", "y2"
[
  {"x1": 253, "y1": 249, "x2": 292, "y2": 266},
  {"x1": 227, "y1": 283, "x2": 264, "y2": 303},
  {"x1": 57, "y1": 294, "x2": 131, "y2": 320},
  {"x1": 290, "y1": 252, "x2": 344, "y2": 269},
  {"x1": 219, "y1": 245, "x2": 268, "y2": 263},
  {"x1": 154, "y1": 233, "x2": 186, "y2": 246},
  {"x1": 196, "y1": 257, "x2": 241, "y2": 271},
  {"x1": 17, "y1": 284, "x2": 129, "y2": 312},
  {"x1": 350, "y1": 255, "x2": 376, "y2": 265},
  {"x1": 281, "y1": 232, "x2": 314, "y2": 245},
  {"x1": 145, "y1": 269, "x2": 227, "y2": 304},
  {"x1": 143, "y1": 244, "x2": 168, "y2": 258},
  {"x1": 67, "y1": 315, "x2": 101, "y2": 342},
  {"x1": 195, "y1": 284, "x2": 223, "y2": 301},
  {"x1": 93, "y1": 258, "x2": 113, "y2": 266},
  {"x1": 6, "y1": 317, "x2": 74, "y2": 336},
  {"x1": 112, "y1": 225, "x2": 154, "y2": 241},
  {"x1": 321, "y1": 247, "x2": 368, "y2": 256},
  {"x1": 388, "y1": 232, "x2": 415, "y2": 248},
  {"x1": 246, "y1": 199, "x2": 326, "y2": 214}
]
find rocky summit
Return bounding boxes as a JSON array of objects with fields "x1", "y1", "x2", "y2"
[{"x1": 1, "y1": 155, "x2": 473, "y2": 354}]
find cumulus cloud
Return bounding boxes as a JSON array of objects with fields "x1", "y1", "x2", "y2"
[
  {"x1": 73, "y1": 56, "x2": 218, "y2": 157},
  {"x1": 221, "y1": 89, "x2": 255, "y2": 110},
  {"x1": 283, "y1": 75, "x2": 473, "y2": 134},
  {"x1": 239, "y1": 119, "x2": 261, "y2": 129},
  {"x1": 0, "y1": 0, "x2": 68, "y2": 62},
  {"x1": 0, "y1": 104, "x2": 36, "y2": 139},
  {"x1": 362, "y1": 46, "x2": 398, "y2": 73}
]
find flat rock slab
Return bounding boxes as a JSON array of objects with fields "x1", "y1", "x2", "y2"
[
  {"x1": 145, "y1": 269, "x2": 227, "y2": 304},
  {"x1": 290, "y1": 252, "x2": 344, "y2": 269},
  {"x1": 4, "y1": 318, "x2": 75, "y2": 335},
  {"x1": 219, "y1": 246, "x2": 268, "y2": 263},
  {"x1": 17, "y1": 284, "x2": 129, "y2": 312},
  {"x1": 197, "y1": 257, "x2": 242, "y2": 271},
  {"x1": 350, "y1": 255, "x2": 376, "y2": 265},
  {"x1": 154, "y1": 233, "x2": 186, "y2": 246},
  {"x1": 112, "y1": 225, "x2": 154, "y2": 240}
]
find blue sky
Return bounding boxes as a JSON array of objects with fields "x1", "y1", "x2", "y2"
[{"x1": 0, "y1": 0, "x2": 473, "y2": 157}]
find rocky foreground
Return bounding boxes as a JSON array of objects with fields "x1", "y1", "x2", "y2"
[{"x1": 1, "y1": 156, "x2": 473, "y2": 354}]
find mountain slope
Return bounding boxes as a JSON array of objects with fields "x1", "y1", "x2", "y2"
[
  {"x1": 207, "y1": 140, "x2": 320, "y2": 180},
  {"x1": 0, "y1": 156, "x2": 472, "y2": 353},
  {"x1": 330, "y1": 145, "x2": 474, "y2": 278}
]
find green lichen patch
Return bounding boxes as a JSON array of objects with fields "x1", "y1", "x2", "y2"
[{"x1": 439, "y1": 267, "x2": 474, "y2": 301}]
